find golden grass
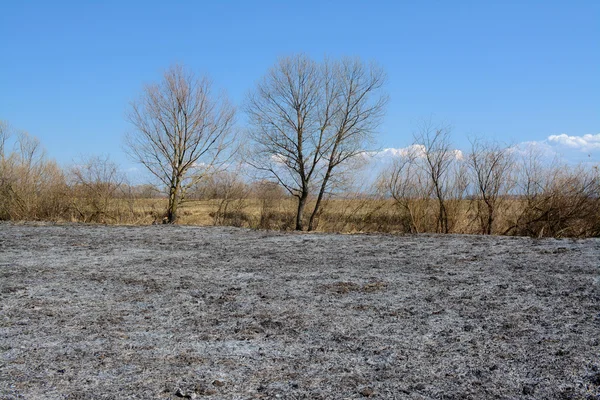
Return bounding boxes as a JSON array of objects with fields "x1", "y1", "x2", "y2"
[{"x1": 55, "y1": 195, "x2": 598, "y2": 237}]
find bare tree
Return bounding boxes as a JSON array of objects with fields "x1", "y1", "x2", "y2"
[
  {"x1": 414, "y1": 122, "x2": 455, "y2": 233},
  {"x1": 245, "y1": 55, "x2": 323, "y2": 231},
  {"x1": 126, "y1": 64, "x2": 236, "y2": 223},
  {"x1": 467, "y1": 138, "x2": 514, "y2": 234},
  {"x1": 245, "y1": 54, "x2": 387, "y2": 230}
]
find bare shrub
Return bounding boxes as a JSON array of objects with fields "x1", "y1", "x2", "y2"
[
  {"x1": 381, "y1": 123, "x2": 467, "y2": 234},
  {"x1": 506, "y1": 148, "x2": 599, "y2": 237},
  {"x1": 69, "y1": 155, "x2": 133, "y2": 223},
  {"x1": 249, "y1": 180, "x2": 293, "y2": 230},
  {"x1": 0, "y1": 130, "x2": 69, "y2": 221},
  {"x1": 0, "y1": 121, "x2": 13, "y2": 219},
  {"x1": 413, "y1": 122, "x2": 457, "y2": 233},
  {"x1": 129, "y1": 184, "x2": 161, "y2": 199},
  {"x1": 314, "y1": 193, "x2": 392, "y2": 233},
  {"x1": 444, "y1": 156, "x2": 470, "y2": 233},
  {"x1": 204, "y1": 169, "x2": 250, "y2": 227},
  {"x1": 382, "y1": 146, "x2": 434, "y2": 233},
  {"x1": 466, "y1": 138, "x2": 515, "y2": 234}
]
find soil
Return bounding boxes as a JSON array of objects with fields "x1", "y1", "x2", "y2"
[{"x1": 1, "y1": 223, "x2": 599, "y2": 399}]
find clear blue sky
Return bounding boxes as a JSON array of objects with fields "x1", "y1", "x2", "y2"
[{"x1": 1, "y1": 0, "x2": 599, "y2": 172}]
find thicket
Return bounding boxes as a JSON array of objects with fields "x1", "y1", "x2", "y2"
[{"x1": 1, "y1": 120, "x2": 597, "y2": 238}]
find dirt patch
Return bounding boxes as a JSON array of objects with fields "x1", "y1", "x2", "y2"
[
  {"x1": 0, "y1": 223, "x2": 599, "y2": 399},
  {"x1": 321, "y1": 281, "x2": 388, "y2": 295}
]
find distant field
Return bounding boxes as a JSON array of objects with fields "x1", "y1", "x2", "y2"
[{"x1": 1, "y1": 223, "x2": 599, "y2": 399}]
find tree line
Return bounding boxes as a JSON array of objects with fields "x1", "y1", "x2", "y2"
[
  {"x1": 381, "y1": 122, "x2": 599, "y2": 237},
  {"x1": 1, "y1": 54, "x2": 598, "y2": 237}
]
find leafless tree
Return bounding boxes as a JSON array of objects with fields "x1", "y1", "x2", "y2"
[
  {"x1": 125, "y1": 64, "x2": 236, "y2": 223},
  {"x1": 245, "y1": 54, "x2": 387, "y2": 230},
  {"x1": 414, "y1": 122, "x2": 455, "y2": 233},
  {"x1": 467, "y1": 138, "x2": 515, "y2": 234}
]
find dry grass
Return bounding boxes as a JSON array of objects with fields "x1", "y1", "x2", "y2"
[
  {"x1": 81, "y1": 195, "x2": 598, "y2": 238},
  {"x1": 2, "y1": 191, "x2": 598, "y2": 238}
]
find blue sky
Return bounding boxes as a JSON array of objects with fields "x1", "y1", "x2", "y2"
[{"x1": 1, "y1": 0, "x2": 599, "y2": 174}]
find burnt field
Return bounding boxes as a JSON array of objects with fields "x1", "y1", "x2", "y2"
[{"x1": 0, "y1": 223, "x2": 599, "y2": 399}]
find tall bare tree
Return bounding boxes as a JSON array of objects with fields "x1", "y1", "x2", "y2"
[
  {"x1": 467, "y1": 138, "x2": 514, "y2": 234},
  {"x1": 126, "y1": 64, "x2": 236, "y2": 223},
  {"x1": 245, "y1": 54, "x2": 387, "y2": 230}
]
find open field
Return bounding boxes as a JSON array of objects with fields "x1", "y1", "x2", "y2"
[{"x1": 1, "y1": 223, "x2": 599, "y2": 399}]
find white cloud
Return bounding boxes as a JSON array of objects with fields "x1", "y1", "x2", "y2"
[
  {"x1": 509, "y1": 133, "x2": 600, "y2": 165},
  {"x1": 368, "y1": 134, "x2": 599, "y2": 169},
  {"x1": 511, "y1": 141, "x2": 556, "y2": 157},
  {"x1": 366, "y1": 144, "x2": 427, "y2": 159},
  {"x1": 367, "y1": 144, "x2": 463, "y2": 161},
  {"x1": 547, "y1": 133, "x2": 600, "y2": 152}
]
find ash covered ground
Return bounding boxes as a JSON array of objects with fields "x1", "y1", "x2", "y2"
[{"x1": 0, "y1": 223, "x2": 599, "y2": 399}]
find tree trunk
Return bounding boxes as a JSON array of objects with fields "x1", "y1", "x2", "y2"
[
  {"x1": 295, "y1": 192, "x2": 308, "y2": 231},
  {"x1": 476, "y1": 200, "x2": 486, "y2": 234},
  {"x1": 486, "y1": 203, "x2": 494, "y2": 235},
  {"x1": 407, "y1": 204, "x2": 420, "y2": 234},
  {"x1": 308, "y1": 169, "x2": 333, "y2": 231},
  {"x1": 438, "y1": 201, "x2": 448, "y2": 233},
  {"x1": 167, "y1": 182, "x2": 179, "y2": 223},
  {"x1": 307, "y1": 201, "x2": 320, "y2": 231}
]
